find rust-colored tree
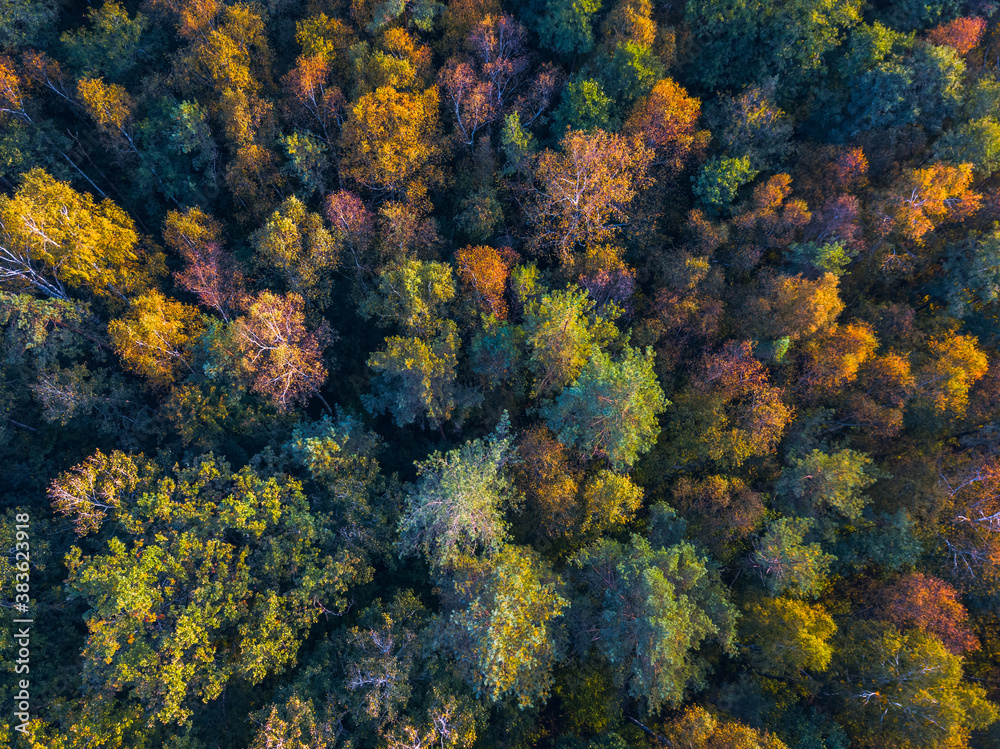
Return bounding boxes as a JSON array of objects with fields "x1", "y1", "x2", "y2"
[
  {"x1": 281, "y1": 53, "x2": 346, "y2": 146},
  {"x1": 876, "y1": 572, "x2": 979, "y2": 655},
  {"x1": 671, "y1": 475, "x2": 765, "y2": 560},
  {"x1": 939, "y1": 454, "x2": 1000, "y2": 593},
  {"x1": 224, "y1": 142, "x2": 287, "y2": 223},
  {"x1": 468, "y1": 14, "x2": 529, "y2": 109},
  {"x1": 667, "y1": 340, "x2": 793, "y2": 468},
  {"x1": 928, "y1": 17, "x2": 987, "y2": 56},
  {"x1": 514, "y1": 424, "x2": 581, "y2": 539},
  {"x1": 623, "y1": 78, "x2": 705, "y2": 171},
  {"x1": 726, "y1": 173, "x2": 811, "y2": 270},
  {"x1": 743, "y1": 271, "x2": 843, "y2": 343},
  {"x1": 438, "y1": 59, "x2": 497, "y2": 146},
  {"x1": 843, "y1": 352, "x2": 916, "y2": 439},
  {"x1": 0, "y1": 57, "x2": 29, "y2": 123}
]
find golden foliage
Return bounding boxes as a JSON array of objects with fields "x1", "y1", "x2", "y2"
[
  {"x1": 515, "y1": 425, "x2": 581, "y2": 539},
  {"x1": 109, "y1": 290, "x2": 205, "y2": 387},
  {"x1": 878, "y1": 163, "x2": 981, "y2": 246},
  {"x1": 798, "y1": 321, "x2": 879, "y2": 398},
  {"x1": 624, "y1": 78, "x2": 703, "y2": 170},
  {"x1": 918, "y1": 333, "x2": 989, "y2": 416},
  {"x1": 340, "y1": 85, "x2": 445, "y2": 199},
  {"x1": 0, "y1": 168, "x2": 162, "y2": 302}
]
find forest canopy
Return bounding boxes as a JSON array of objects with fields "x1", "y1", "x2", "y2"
[{"x1": 3, "y1": 0, "x2": 1000, "y2": 748}]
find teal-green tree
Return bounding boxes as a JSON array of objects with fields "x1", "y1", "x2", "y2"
[
  {"x1": 685, "y1": 0, "x2": 862, "y2": 93},
  {"x1": 527, "y1": 0, "x2": 603, "y2": 57},
  {"x1": 693, "y1": 156, "x2": 758, "y2": 212},
  {"x1": 552, "y1": 77, "x2": 612, "y2": 134},
  {"x1": 750, "y1": 517, "x2": 834, "y2": 598},
  {"x1": 60, "y1": 1, "x2": 152, "y2": 81},
  {"x1": 541, "y1": 345, "x2": 667, "y2": 470},
  {"x1": 0, "y1": 0, "x2": 58, "y2": 51},
  {"x1": 522, "y1": 284, "x2": 617, "y2": 397},
  {"x1": 284, "y1": 410, "x2": 398, "y2": 563},
  {"x1": 569, "y1": 536, "x2": 737, "y2": 713},
  {"x1": 943, "y1": 225, "x2": 1000, "y2": 316},
  {"x1": 398, "y1": 416, "x2": 517, "y2": 569},
  {"x1": 364, "y1": 320, "x2": 476, "y2": 429},
  {"x1": 775, "y1": 448, "x2": 880, "y2": 524}
]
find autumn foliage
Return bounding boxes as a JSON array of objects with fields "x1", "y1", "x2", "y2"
[
  {"x1": 624, "y1": 78, "x2": 704, "y2": 170},
  {"x1": 526, "y1": 128, "x2": 653, "y2": 261},
  {"x1": 928, "y1": 17, "x2": 987, "y2": 56},
  {"x1": 233, "y1": 291, "x2": 332, "y2": 410},
  {"x1": 6, "y1": 2, "x2": 1000, "y2": 748},
  {"x1": 455, "y1": 244, "x2": 516, "y2": 318},
  {"x1": 876, "y1": 572, "x2": 979, "y2": 654}
]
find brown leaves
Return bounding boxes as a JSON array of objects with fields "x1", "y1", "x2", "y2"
[
  {"x1": 725, "y1": 174, "x2": 810, "y2": 270},
  {"x1": 324, "y1": 190, "x2": 376, "y2": 274},
  {"x1": 672, "y1": 475, "x2": 765, "y2": 559},
  {"x1": 514, "y1": 425, "x2": 581, "y2": 539},
  {"x1": 468, "y1": 14, "x2": 529, "y2": 108},
  {"x1": 439, "y1": 59, "x2": 497, "y2": 146},
  {"x1": 937, "y1": 454, "x2": 1000, "y2": 592},
  {"x1": 844, "y1": 352, "x2": 916, "y2": 439},
  {"x1": 743, "y1": 272, "x2": 843, "y2": 343},
  {"x1": 687, "y1": 340, "x2": 794, "y2": 467}
]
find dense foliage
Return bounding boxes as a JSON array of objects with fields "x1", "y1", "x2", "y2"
[{"x1": 3, "y1": 0, "x2": 1000, "y2": 747}]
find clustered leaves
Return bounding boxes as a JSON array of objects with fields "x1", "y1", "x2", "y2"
[{"x1": 3, "y1": 1, "x2": 1000, "y2": 749}]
